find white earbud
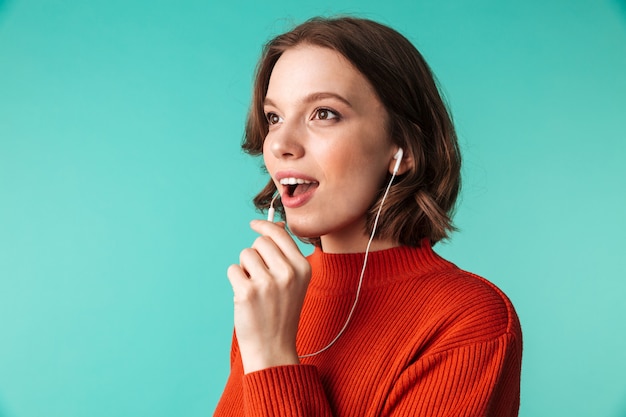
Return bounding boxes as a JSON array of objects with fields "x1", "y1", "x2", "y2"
[
  {"x1": 299, "y1": 146, "x2": 405, "y2": 358},
  {"x1": 393, "y1": 148, "x2": 404, "y2": 174},
  {"x1": 267, "y1": 193, "x2": 280, "y2": 222}
]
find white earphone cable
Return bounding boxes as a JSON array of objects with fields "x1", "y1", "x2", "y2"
[{"x1": 298, "y1": 167, "x2": 398, "y2": 358}]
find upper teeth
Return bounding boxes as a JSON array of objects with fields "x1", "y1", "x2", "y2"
[{"x1": 280, "y1": 177, "x2": 314, "y2": 185}]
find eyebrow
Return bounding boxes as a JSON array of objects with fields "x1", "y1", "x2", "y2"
[{"x1": 264, "y1": 92, "x2": 353, "y2": 108}]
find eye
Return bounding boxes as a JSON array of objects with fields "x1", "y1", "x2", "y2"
[
  {"x1": 266, "y1": 112, "x2": 283, "y2": 125},
  {"x1": 314, "y1": 108, "x2": 340, "y2": 121}
]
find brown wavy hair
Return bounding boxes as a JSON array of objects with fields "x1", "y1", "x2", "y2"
[{"x1": 243, "y1": 16, "x2": 461, "y2": 247}]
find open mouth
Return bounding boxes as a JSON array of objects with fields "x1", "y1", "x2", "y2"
[{"x1": 280, "y1": 177, "x2": 319, "y2": 198}]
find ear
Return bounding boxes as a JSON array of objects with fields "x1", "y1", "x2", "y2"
[{"x1": 388, "y1": 147, "x2": 413, "y2": 175}]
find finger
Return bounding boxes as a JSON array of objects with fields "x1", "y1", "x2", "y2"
[
  {"x1": 251, "y1": 235, "x2": 296, "y2": 281},
  {"x1": 226, "y1": 264, "x2": 251, "y2": 295},
  {"x1": 251, "y1": 235, "x2": 284, "y2": 264},
  {"x1": 250, "y1": 221, "x2": 311, "y2": 285},
  {"x1": 238, "y1": 247, "x2": 273, "y2": 281},
  {"x1": 250, "y1": 220, "x2": 303, "y2": 259}
]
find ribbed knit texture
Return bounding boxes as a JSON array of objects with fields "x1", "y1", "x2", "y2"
[{"x1": 214, "y1": 243, "x2": 522, "y2": 416}]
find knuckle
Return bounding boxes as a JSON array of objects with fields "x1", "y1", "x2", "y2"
[
  {"x1": 296, "y1": 260, "x2": 312, "y2": 281},
  {"x1": 272, "y1": 260, "x2": 294, "y2": 279},
  {"x1": 239, "y1": 247, "x2": 256, "y2": 263},
  {"x1": 226, "y1": 264, "x2": 239, "y2": 278},
  {"x1": 302, "y1": 260, "x2": 312, "y2": 276},
  {"x1": 252, "y1": 235, "x2": 272, "y2": 249}
]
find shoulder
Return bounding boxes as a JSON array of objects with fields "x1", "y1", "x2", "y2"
[{"x1": 405, "y1": 256, "x2": 522, "y2": 351}]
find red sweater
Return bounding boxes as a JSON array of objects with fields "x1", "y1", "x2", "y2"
[{"x1": 214, "y1": 244, "x2": 522, "y2": 416}]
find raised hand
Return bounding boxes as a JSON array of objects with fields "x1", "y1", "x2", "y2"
[{"x1": 227, "y1": 220, "x2": 311, "y2": 374}]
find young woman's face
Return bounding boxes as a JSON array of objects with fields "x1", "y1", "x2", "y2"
[{"x1": 263, "y1": 45, "x2": 399, "y2": 253}]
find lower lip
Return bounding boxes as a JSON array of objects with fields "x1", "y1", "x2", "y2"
[{"x1": 280, "y1": 185, "x2": 318, "y2": 209}]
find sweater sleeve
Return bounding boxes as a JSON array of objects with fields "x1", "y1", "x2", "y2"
[
  {"x1": 243, "y1": 365, "x2": 333, "y2": 416},
  {"x1": 382, "y1": 331, "x2": 522, "y2": 417},
  {"x1": 214, "y1": 339, "x2": 335, "y2": 417},
  {"x1": 233, "y1": 331, "x2": 520, "y2": 417}
]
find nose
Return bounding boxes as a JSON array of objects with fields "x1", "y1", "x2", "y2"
[{"x1": 267, "y1": 120, "x2": 305, "y2": 160}]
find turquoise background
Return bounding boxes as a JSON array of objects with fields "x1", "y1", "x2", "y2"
[{"x1": 1, "y1": 0, "x2": 625, "y2": 416}]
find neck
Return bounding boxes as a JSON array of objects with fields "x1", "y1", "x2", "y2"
[{"x1": 319, "y1": 231, "x2": 399, "y2": 254}]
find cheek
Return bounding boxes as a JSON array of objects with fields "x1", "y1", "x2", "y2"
[
  {"x1": 327, "y1": 153, "x2": 388, "y2": 203},
  {"x1": 333, "y1": 145, "x2": 389, "y2": 181}
]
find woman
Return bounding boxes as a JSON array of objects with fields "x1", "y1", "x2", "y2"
[{"x1": 214, "y1": 16, "x2": 522, "y2": 417}]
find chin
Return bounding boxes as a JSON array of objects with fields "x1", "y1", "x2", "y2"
[
  {"x1": 286, "y1": 225, "x2": 317, "y2": 241},
  {"x1": 285, "y1": 217, "x2": 324, "y2": 241}
]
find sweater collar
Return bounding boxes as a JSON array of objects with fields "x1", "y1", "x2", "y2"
[{"x1": 306, "y1": 239, "x2": 451, "y2": 292}]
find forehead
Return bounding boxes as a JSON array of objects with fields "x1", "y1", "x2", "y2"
[{"x1": 265, "y1": 45, "x2": 378, "y2": 105}]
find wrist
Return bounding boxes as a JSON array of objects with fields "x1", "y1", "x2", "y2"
[{"x1": 242, "y1": 347, "x2": 300, "y2": 374}]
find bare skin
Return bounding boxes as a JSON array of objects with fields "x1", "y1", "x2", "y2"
[
  {"x1": 227, "y1": 45, "x2": 411, "y2": 374},
  {"x1": 227, "y1": 221, "x2": 310, "y2": 373}
]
